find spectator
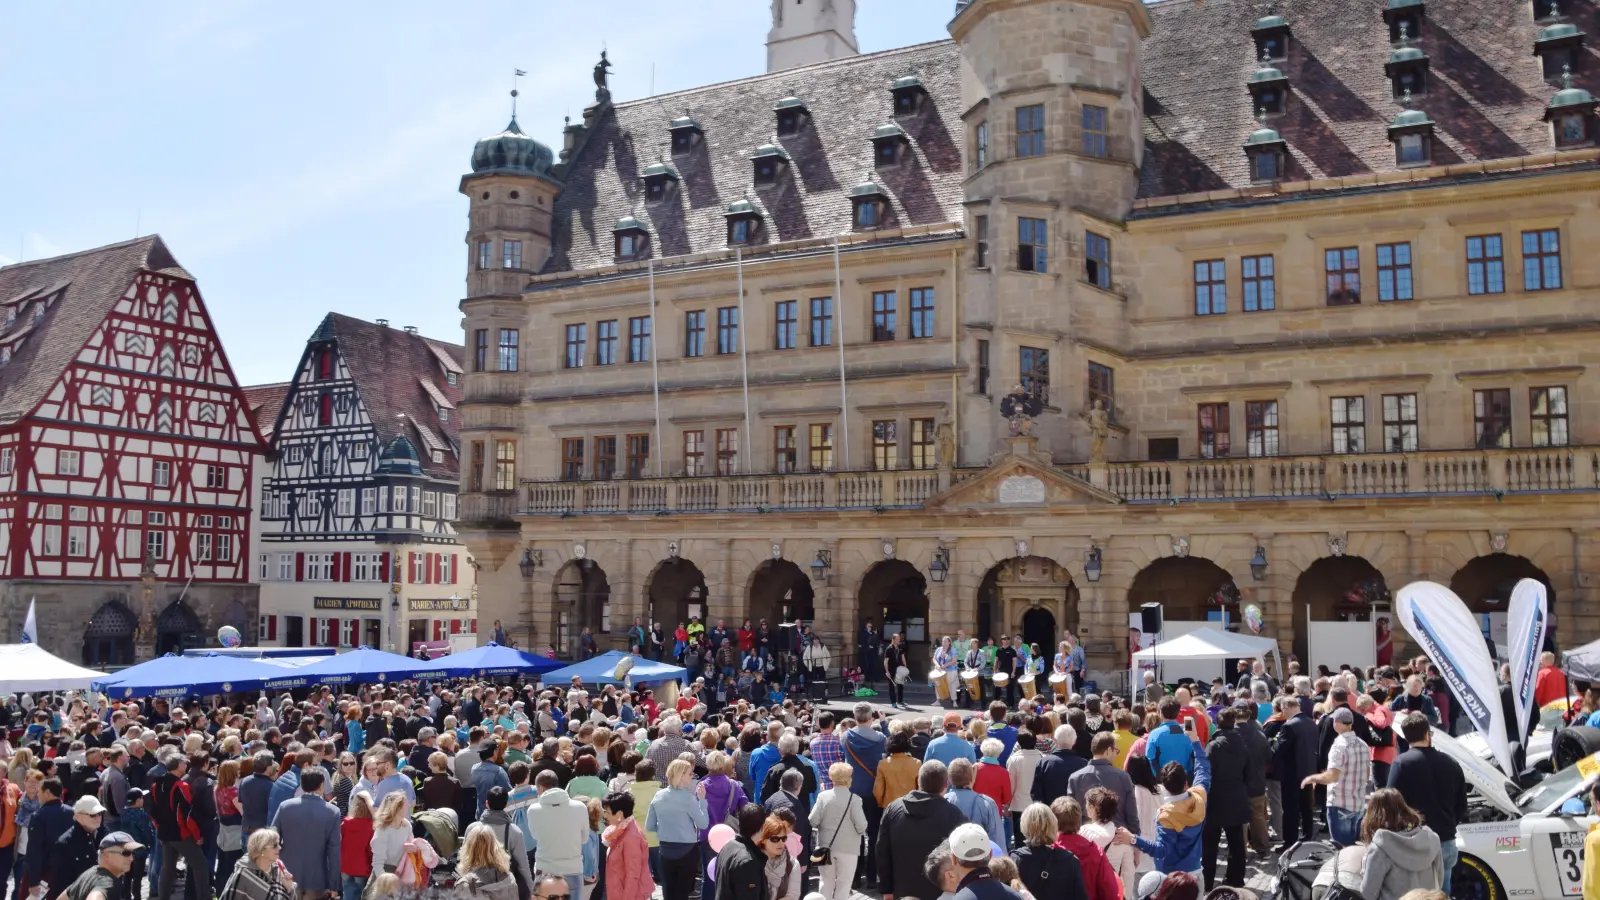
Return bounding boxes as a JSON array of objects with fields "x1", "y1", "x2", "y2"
[
  {"x1": 1050, "y1": 796, "x2": 1120, "y2": 900},
  {"x1": 369, "y1": 792, "x2": 412, "y2": 876},
  {"x1": 1386, "y1": 712, "x2": 1467, "y2": 895},
  {"x1": 644, "y1": 761, "x2": 706, "y2": 900},
  {"x1": 1031, "y1": 725, "x2": 1086, "y2": 805},
  {"x1": 270, "y1": 767, "x2": 340, "y2": 900},
  {"x1": 946, "y1": 759, "x2": 1005, "y2": 850},
  {"x1": 877, "y1": 760, "x2": 968, "y2": 900},
  {"x1": 1229, "y1": 699, "x2": 1271, "y2": 857},
  {"x1": 151, "y1": 750, "x2": 209, "y2": 900},
  {"x1": 1067, "y1": 732, "x2": 1138, "y2": 834},
  {"x1": 217, "y1": 829, "x2": 295, "y2": 900},
  {"x1": 237, "y1": 753, "x2": 275, "y2": 841},
  {"x1": 1303, "y1": 708, "x2": 1372, "y2": 847},
  {"x1": 1146, "y1": 699, "x2": 1195, "y2": 776},
  {"x1": 468, "y1": 785, "x2": 535, "y2": 895},
  {"x1": 1011, "y1": 802, "x2": 1089, "y2": 900},
  {"x1": 1200, "y1": 707, "x2": 1250, "y2": 889},
  {"x1": 873, "y1": 731, "x2": 921, "y2": 811},
  {"x1": 1270, "y1": 695, "x2": 1318, "y2": 850},
  {"x1": 974, "y1": 739, "x2": 1014, "y2": 846},
  {"x1": 25, "y1": 777, "x2": 72, "y2": 891},
  {"x1": 1389, "y1": 677, "x2": 1439, "y2": 728},
  {"x1": 763, "y1": 769, "x2": 811, "y2": 869},
  {"x1": 455, "y1": 827, "x2": 516, "y2": 900},
  {"x1": 713, "y1": 803, "x2": 769, "y2": 900},
  {"x1": 1078, "y1": 788, "x2": 1135, "y2": 900},
  {"x1": 60, "y1": 830, "x2": 141, "y2": 900},
  {"x1": 926, "y1": 713, "x2": 978, "y2": 769},
  {"x1": 948, "y1": 821, "x2": 1026, "y2": 900},
  {"x1": 420, "y1": 751, "x2": 460, "y2": 813},
  {"x1": 50, "y1": 796, "x2": 108, "y2": 892},
  {"x1": 1006, "y1": 731, "x2": 1043, "y2": 846},
  {"x1": 842, "y1": 706, "x2": 888, "y2": 890},
  {"x1": 1358, "y1": 789, "x2": 1442, "y2": 900},
  {"x1": 1535, "y1": 651, "x2": 1570, "y2": 710},
  {"x1": 809, "y1": 762, "x2": 867, "y2": 900},
  {"x1": 759, "y1": 734, "x2": 818, "y2": 807},
  {"x1": 265, "y1": 749, "x2": 309, "y2": 827},
  {"x1": 472, "y1": 741, "x2": 512, "y2": 820},
  {"x1": 1124, "y1": 719, "x2": 1210, "y2": 877},
  {"x1": 601, "y1": 792, "x2": 653, "y2": 900},
  {"x1": 339, "y1": 791, "x2": 375, "y2": 900}
]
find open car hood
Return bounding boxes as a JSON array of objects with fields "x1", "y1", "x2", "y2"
[{"x1": 1432, "y1": 727, "x2": 1521, "y2": 817}]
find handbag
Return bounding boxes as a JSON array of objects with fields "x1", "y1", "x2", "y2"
[
  {"x1": 1322, "y1": 847, "x2": 1366, "y2": 900},
  {"x1": 809, "y1": 793, "x2": 856, "y2": 867}
]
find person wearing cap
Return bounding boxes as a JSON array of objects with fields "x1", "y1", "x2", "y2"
[
  {"x1": 1301, "y1": 706, "x2": 1371, "y2": 847},
  {"x1": 50, "y1": 795, "x2": 108, "y2": 891},
  {"x1": 119, "y1": 788, "x2": 156, "y2": 894},
  {"x1": 925, "y1": 713, "x2": 977, "y2": 770},
  {"x1": 59, "y1": 831, "x2": 140, "y2": 900},
  {"x1": 947, "y1": 821, "x2": 1023, "y2": 900},
  {"x1": 877, "y1": 760, "x2": 967, "y2": 900}
]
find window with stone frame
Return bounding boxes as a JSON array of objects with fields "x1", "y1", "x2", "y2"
[
  {"x1": 872, "y1": 291, "x2": 897, "y2": 342},
  {"x1": 1523, "y1": 229, "x2": 1563, "y2": 291},
  {"x1": 1082, "y1": 104, "x2": 1110, "y2": 158},
  {"x1": 1474, "y1": 388, "x2": 1512, "y2": 449},
  {"x1": 809, "y1": 423, "x2": 834, "y2": 472},
  {"x1": 494, "y1": 440, "x2": 517, "y2": 491},
  {"x1": 974, "y1": 215, "x2": 989, "y2": 269},
  {"x1": 871, "y1": 420, "x2": 899, "y2": 471},
  {"x1": 910, "y1": 418, "x2": 936, "y2": 470},
  {"x1": 1088, "y1": 362, "x2": 1115, "y2": 422},
  {"x1": 1020, "y1": 346, "x2": 1050, "y2": 404},
  {"x1": 1194, "y1": 259, "x2": 1226, "y2": 315},
  {"x1": 1331, "y1": 396, "x2": 1366, "y2": 454},
  {"x1": 1018, "y1": 218, "x2": 1048, "y2": 273},
  {"x1": 975, "y1": 121, "x2": 989, "y2": 168},
  {"x1": 561, "y1": 438, "x2": 584, "y2": 482},
  {"x1": 1242, "y1": 255, "x2": 1276, "y2": 311},
  {"x1": 715, "y1": 428, "x2": 739, "y2": 475},
  {"x1": 497, "y1": 328, "x2": 520, "y2": 372},
  {"x1": 1531, "y1": 386, "x2": 1570, "y2": 447},
  {"x1": 775, "y1": 300, "x2": 798, "y2": 350},
  {"x1": 473, "y1": 329, "x2": 488, "y2": 372},
  {"x1": 595, "y1": 320, "x2": 618, "y2": 365},
  {"x1": 977, "y1": 339, "x2": 991, "y2": 396},
  {"x1": 628, "y1": 316, "x2": 652, "y2": 363},
  {"x1": 909, "y1": 288, "x2": 935, "y2": 339},
  {"x1": 563, "y1": 324, "x2": 586, "y2": 369},
  {"x1": 716, "y1": 307, "x2": 739, "y2": 355},
  {"x1": 1325, "y1": 248, "x2": 1361, "y2": 305},
  {"x1": 1198, "y1": 402, "x2": 1230, "y2": 458},
  {"x1": 469, "y1": 442, "x2": 484, "y2": 492},
  {"x1": 685, "y1": 310, "x2": 706, "y2": 358},
  {"x1": 774, "y1": 426, "x2": 798, "y2": 473},
  {"x1": 594, "y1": 435, "x2": 617, "y2": 480},
  {"x1": 1085, "y1": 232, "x2": 1112, "y2": 289},
  {"x1": 626, "y1": 434, "x2": 650, "y2": 478},
  {"x1": 1377, "y1": 243, "x2": 1414, "y2": 302},
  {"x1": 1015, "y1": 104, "x2": 1045, "y2": 157},
  {"x1": 683, "y1": 430, "x2": 706, "y2": 476},
  {"x1": 1246, "y1": 400, "x2": 1280, "y2": 457},
  {"x1": 810, "y1": 297, "x2": 833, "y2": 347},
  {"x1": 1466, "y1": 236, "x2": 1505, "y2": 295},
  {"x1": 1382, "y1": 393, "x2": 1419, "y2": 452}
]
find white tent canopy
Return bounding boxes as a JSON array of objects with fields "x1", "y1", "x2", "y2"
[
  {"x1": 0, "y1": 643, "x2": 106, "y2": 693},
  {"x1": 1131, "y1": 626, "x2": 1283, "y2": 681}
]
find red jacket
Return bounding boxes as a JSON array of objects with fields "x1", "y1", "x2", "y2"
[
  {"x1": 341, "y1": 816, "x2": 374, "y2": 877},
  {"x1": 1176, "y1": 706, "x2": 1210, "y2": 743},
  {"x1": 973, "y1": 762, "x2": 1012, "y2": 816},
  {"x1": 603, "y1": 817, "x2": 654, "y2": 900},
  {"x1": 1054, "y1": 833, "x2": 1121, "y2": 900},
  {"x1": 737, "y1": 629, "x2": 755, "y2": 652},
  {"x1": 1536, "y1": 665, "x2": 1570, "y2": 709}
]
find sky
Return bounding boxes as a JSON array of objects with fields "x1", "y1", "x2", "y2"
[{"x1": 0, "y1": 2, "x2": 954, "y2": 387}]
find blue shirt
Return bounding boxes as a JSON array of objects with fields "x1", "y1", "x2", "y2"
[
  {"x1": 644, "y1": 786, "x2": 708, "y2": 844},
  {"x1": 266, "y1": 767, "x2": 300, "y2": 826},
  {"x1": 947, "y1": 788, "x2": 1005, "y2": 849},
  {"x1": 985, "y1": 723, "x2": 1018, "y2": 766},
  {"x1": 1146, "y1": 721, "x2": 1196, "y2": 775},
  {"x1": 371, "y1": 772, "x2": 416, "y2": 811},
  {"x1": 748, "y1": 743, "x2": 781, "y2": 798},
  {"x1": 924, "y1": 732, "x2": 977, "y2": 768}
]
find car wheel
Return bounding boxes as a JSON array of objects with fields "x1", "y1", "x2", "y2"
[
  {"x1": 1551, "y1": 725, "x2": 1600, "y2": 770},
  {"x1": 1452, "y1": 853, "x2": 1504, "y2": 900}
]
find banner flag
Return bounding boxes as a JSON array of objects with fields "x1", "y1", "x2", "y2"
[{"x1": 1507, "y1": 578, "x2": 1549, "y2": 744}]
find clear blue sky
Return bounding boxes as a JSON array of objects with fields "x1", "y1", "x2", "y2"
[{"x1": 0, "y1": 2, "x2": 954, "y2": 386}]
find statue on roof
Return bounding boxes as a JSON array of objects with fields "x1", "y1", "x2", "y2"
[{"x1": 593, "y1": 51, "x2": 613, "y2": 96}]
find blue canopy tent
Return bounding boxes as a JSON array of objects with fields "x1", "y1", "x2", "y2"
[
  {"x1": 91, "y1": 653, "x2": 293, "y2": 699},
  {"x1": 261, "y1": 647, "x2": 447, "y2": 688},
  {"x1": 431, "y1": 642, "x2": 564, "y2": 678},
  {"x1": 540, "y1": 651, "x2": 689, "y2": 686}
]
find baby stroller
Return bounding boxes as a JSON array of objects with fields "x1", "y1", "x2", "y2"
[
  {"x1": 841, "y1": 666, "x2": 864, "y2": 693},
  {"x1": 1271, "y1": 840, "x2": 1339, "y2": 900},
  {"x1": 413, "y1": 807, "x2": 461, "y2": 888}
]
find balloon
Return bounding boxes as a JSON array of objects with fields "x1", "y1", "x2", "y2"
[
  {"x1": 1243, "y1": 605, "x2": 1265, "y2": 635},
  {"x1": 708, "y1": 824, "x2": 735, "y2": 853},
  {"x1": 990, "y1": 841, "x2": 1004, "y2": 859},
  {"x1": 217, "y1": 626, "x2": 243, "y2": 649},
  {"x1": 706, "y1": 859, "x2": 716, "y2": 881},
  {"x1": 786, "y1": 832, "x2": 803, "y2": 858}
]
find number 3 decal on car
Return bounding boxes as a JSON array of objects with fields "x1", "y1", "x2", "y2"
[{"x1": 1548, "y1": 832, "x2": 1585, "y2": 897}]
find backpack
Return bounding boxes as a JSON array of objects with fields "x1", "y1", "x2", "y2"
[{"x1": 166, "y1": 778, "x2": 202, "y2": 843}]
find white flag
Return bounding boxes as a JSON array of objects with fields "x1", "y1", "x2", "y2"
[
  {"x1": 1507, "y1": 579, "x2": 1550, "y2": 743},
  {"x1": 1396, "y1": 581, "x2": 1516, "y2": 777},
  {"x1": 20, "y1": 598, "x2": 37, "y2": 644}
]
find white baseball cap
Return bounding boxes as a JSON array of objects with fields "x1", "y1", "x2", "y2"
[
  {"x1": 949, "y1": 823, "x2": 992, "y2": 863},
  {"x1": 73, "y1": 796, "x2": 107, "y2": 816}
]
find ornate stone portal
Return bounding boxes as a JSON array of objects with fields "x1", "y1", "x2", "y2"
[{"x1": 990, "y1": 556, "x2": 1079, "y2": 650}]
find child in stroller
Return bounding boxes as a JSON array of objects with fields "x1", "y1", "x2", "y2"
[{"x1": 1271, "y1": 840, "x2": 1346, "y2": 900}]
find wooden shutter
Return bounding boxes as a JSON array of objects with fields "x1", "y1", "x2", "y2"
[
  {"x1": 309, "y1": 617, "x2": 320, "y2": 644},
  {"x1": 470, "y1": 619, "x2": 478, "y2": 633},
  {"x1": 330, "y1": 554, "x2": 342, "y2": 583},
  {"x1": 432, "y1": 620, "x2": 443, "y2": 641},
  {"x1": 379, "y1": 552, "x2": 390, "y2": 583},
  {"x1": 408, "y1": 552, "x2": 417, "y2": 584},
  {"x1": 263, "y1": 615, "x2": 277, "y2": 642},
  {"x1": 295, "y1": 552, "x2": 305, "y2": 582},
  {"x1": 431, "y1": 553, "x2": 441, "y2": 585},
  {"x1": 450, "y1": 619, "x2": 464, "y2": 635},
  {"x1": 449, "y1": 554, "x2": 457, "y2": 585},
  {"x1": 341, "y1": 552, "x2": 353, "y2": 582}
]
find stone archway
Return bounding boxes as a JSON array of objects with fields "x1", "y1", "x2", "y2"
[
  {"x1": 84, "y1": 600, "x2": 136, "y2": 667},
  {"x1": 1450, "y1": 553, "x2": 1556, "y2": 655},
  {"x1": 976, "y1": 556, "x2": 1079, "y2": 650},
  {"x1": 156, "y1": 600, "x2": 201, "y2": 656},
  {"x1": 1291, "y1": 556, "x2": 1388, "y2": 663},
  {"x1": 553, "y1": 560, "x2": 611, "y2": 658},
  {"x1": 1127, "y1": 556, "x2": 1239, "y2": 627},
  {"x1": 644, "y1": 557, "x2": 708, "y2": 638},
  {"x1": 1020, "y1": 606, "x2": 1057, "y2": 657},
  {"x1": 747, "y1": 559, "x2": 814, "y2": 628},
  {"x1": 859, "y1": 560, "x2": 929, "y2": 674}
]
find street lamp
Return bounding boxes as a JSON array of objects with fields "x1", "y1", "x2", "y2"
[
  {"x1": 1085, "y1": 546, "x2": 1103, "y2": 583},
  {"x1": 810, "y1": 549, "x2": 832, "y2": 582},
  {"x1": 928, "y1": 547, "x2": 950, "y2": 583},
  {"x1": 518, "y1": 547, "x2": 542, "y2": 578},
  {"x1": 1249, "y1": 545, "x2": 1269, "y2": 581}
]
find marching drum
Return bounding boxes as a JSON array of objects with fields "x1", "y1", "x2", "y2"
[
  {"x1": 992, "y1": 671, "x2": 1010, "y2": 692},
  {"x1": 1049, "y1": 672, "x2": 1069, "y2": 699},
  {"x1": 962, "y1": 669, "x2": 982, "y2": 698},
  {"x1": 1019, "y1": 672, "x2": 1037, "y2": 698},
  {"x1": 931, "y1": 668, "x2": 952, "y2": 701}
]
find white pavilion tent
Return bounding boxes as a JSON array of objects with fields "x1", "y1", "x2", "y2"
[{"x1": 0, "y1": 643, "x2": 106, "y2": 693}]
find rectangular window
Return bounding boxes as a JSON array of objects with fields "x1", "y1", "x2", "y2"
[
  {"x1": 774, "y1": 426, "x2": 797, "y2": 473},
  {"x1": 872, "y1": 291, "x2": 897, "y2": 341},
  {"x1": 1377, "y1": 242, "x2": 1414, "y2": 302},
  {"x1": 627, "y1": 316, "x2": 652, "y2": 363},
  {"x1": 411, "y1": 554, "x2": 428, "y2": 585},
  {"x1": 1020, "y1": 346, "x2": 1050, "y2": 404},
  {"x1": 43, "y1": 525, "x2": 60, "y2": 557},
  {"x1": 975, "y1": 215, "x2": 989, "y2": 269},
  {"x1": 1082, "y1": 104, "x2": 1109, "y2": 158},
  {"x1": 1194, "y1": 259, "x2": 1226, "y2": 315},
  {"x1": 1088, "y1": 362, "x2": 1115, "y2": 422},
  {"x1": 715, "y1": 428, "x2": 739, "y2": 475},
  {"x1": 197, "y1": 533, "x2": 213, "y2": 562},
  {"x1": 260, "y1": 553, "x2": 271, "y2": 581},
  {"x1": 1531, "y1": 386, "x2": 1570, "y2": 448},
  {"x1": 910, "y1": 418, "x2": 936, "y2": 470},
  {"x1": 206, "y1": 464, "x2": 226, "y2": 489},
  {"x1": 594, "y1": 435, "x2": 617, "y2": 480},
  {"x1": 440, "y1": 554, "x2": 454, "y2": 585},
  {"x1": 145, "y1": 529, "x2": 166, "y2": 561},
  {"x1": 1466, "y1": 235, "x2": 1505, "y2": 295},
  {"x1": 809, "y1": 298, "x2": 833, "y2": 347},
  {"x1": 1148, "y1": 437, "x2": 1180, "y2": 461},
  {"x1": 58, "y1": 450, "x2": 80, "y2": 477},
  {"x1": 561, "y1": 438, "x2": 585, "y2": 481},
  {"x1": 153, "y1": 461, "x2": 170, "y2": 487},
  {"x1": 497, "y1": 329, "x2": 520, "y2": 372},
  {"x1": 277, "y1": 553, "x2": 295, "y2": 581},
  {"x1": 775, "y1": 300, "x2": 798, "y2": 350},
  {"x1": 716, "y1": 307, "x2": 739, "y2": 355},
  {"x1": 595, "y1": 320, "x2": 618, "y2": 366},
  {"x1": 1242, "y1": 255, "x2": 1276, "y2": 311},
  {"x1": 468, "y1": 442, "x2": 484, "y2": 492},
  {"x1": 685, "y1": 311, "x2": 706, "y2": 357},
  {"x1": 1085, "y1": 232, "x2": 1112, "y2": 289},
  {"x1": 441, "y1": 494, "x2": 456, "y2": 521},
  {"x1": 626, "y1": 434, "x2": 650, "y2": 478},
  {"x1": 871, "y1": 420, "x2": 899, "y2": 471},
  {"x1": 909, "y1": 287, "x2": 935, "y2": 339},
  {"x1": 1325, "y1": 248, "x2": 1361, "y2": 305},
  {"x1": 68, "y1": 525, "x2": 87, "y2": 558},
  {"x1": 1523, "y1": 229, "x2": 1562, "y2": 291},
  {"x1": 809, "y1": 423, "x2": 834, "y2": 472},
  {"x1": 1198, "y1": 402, "x2": 1231, "y2": 458},
  {"x1": 1246, "y1": 400, "x2": 1280, "y2": 457},
  {"x1": 683, "y1": 430, "x2": 706, "y2": 476},
  {"x1": 1331, "y1": 396, "x2": 1366, "y2": 454},
  {"x1": 475, "y1": 241, "x2": 491, "y2": 270},
  {"x1": 361, "y1": 487, "x2": 377, "y2": 515},
  {"x1": 1018, "y1": 217, "x2": 1048, "y2": 273},
  {"x1": 337, "y1": 489, "x2": 355, "y2": 517},
  {"x1": 1474, "y1": 388, "x2": 1512, "y2": 449},
  {"x1": 215, "y1": 533, "x2": 233, "y2": 564},
  {"x1": 0, "y1": 447, "x2": 12, "y2": 475},
  {"x1": 563, "y1": 324, "x2": 587, "y2": 369},
  {"x1": 494, "y1": 440, "x2": 517, "y2": 490},
  {"x1": 1016, "y1": 104, "x2": 1045, "y2": 157},
  {"x1": 977, "y1": 339, "x2": 990, "y2": 396},
  {"x1": 503, "y1": 240, "x2": 522, "y2": 270},
  {"x1": 473, "y1": 329, "x2": 489, "y2": 372},
  {"x1": 975, "y1": 121, "x2": 989, "y2": 168}
]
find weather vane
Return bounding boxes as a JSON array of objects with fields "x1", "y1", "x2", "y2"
[{"x1": 512, "y1": 68, "x2": 527, "y2": 119}]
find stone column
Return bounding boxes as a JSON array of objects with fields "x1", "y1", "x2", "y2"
[
  {"x1": 613, "y1": 539, "x2": 635, "y2": 652},
  {"x1": 717, "y1": 539, "x2": 737, "y2": 623},
  {"x1": 1568, "y1": 528, "x2": 1600, "y2": 652}
]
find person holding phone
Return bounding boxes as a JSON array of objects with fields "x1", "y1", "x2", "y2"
[{"x1": 1115, "y1": 717, "x2": 1210, "y2": 878}]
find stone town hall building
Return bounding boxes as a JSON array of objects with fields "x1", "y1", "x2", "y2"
[{"x1": 456, "y1": 0, "x2": 1600, "y2": 679}]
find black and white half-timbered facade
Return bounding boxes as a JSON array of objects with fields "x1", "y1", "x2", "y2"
[
  {"x1": 0, "y1": 237, "x2": 267, "y2": 666},
  {"x1": 248, "y1": 314, "x2": 474, "y2": 652}
]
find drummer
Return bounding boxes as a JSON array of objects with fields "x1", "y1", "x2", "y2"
[
  {"x1": 933, "y1": 636, "x2": 960, "y2": 708},
  {"x1": 960, "y1": 638, "x2": 986, "y2": 709},
  {"x1": 953, "y1": 629, "x2": 972, "y2": 660},
  {"x1": 1053, "y1": 640, "x2": 1074, "y2": 695},
  {"x1": 995, "y1": 635, "x2": 1021, "y2": 705},
  {"x1": 1064, "y1": 634, "x2": 1087, "y2": 691},
  {"x1": 1027, "y1": 644, "x2": 1046, "y2": 676}
]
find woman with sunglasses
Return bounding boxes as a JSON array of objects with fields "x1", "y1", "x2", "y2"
[
  {"x1": 219, "y1": 827, "x2": 295, "y2": 900},
  {"x1": 757, "y1": 814, "x2": 800, "y2": 900},
  {"x1": 330, "y1": 753, "x2": 358, "y2": 817}
]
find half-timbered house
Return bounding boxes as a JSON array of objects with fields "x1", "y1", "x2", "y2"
[{"x1": 249, "y1": 314, "x2": 474, "y2": 652}]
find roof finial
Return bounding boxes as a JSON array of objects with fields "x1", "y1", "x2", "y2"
[
  {"x1": 1402, "y1": 87, "x2": 1414, "y2": 107},
  {"x1": 1562, "y1": 62, "x2": 1575, "y2": 89},
  {"x1": 1550, "y1": 0, "x2": 1561, "y2": 20},
  {"x1": 511, "y1": 68, "x2": 526, "y2": 121},
  {"x1": 1260, "y1": 47, "x2": 1271, "y2": 64},
  {"x1": 1257, "y1": 106, "x2": 1269, "y2": 126},
  {"x1": 1397, "y1": 20, "x2": 1409, "y2": 42}
]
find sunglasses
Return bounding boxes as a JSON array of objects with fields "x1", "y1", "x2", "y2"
[
  {"x1": 539, "y1": 894, "x2": 571, "y2": 900},
  {"x1": 105, "y1": 849, "x2": 135, "y2": 858},
  {"x1": 766, "y1": 836, "x2": 788, "y2": 844}
]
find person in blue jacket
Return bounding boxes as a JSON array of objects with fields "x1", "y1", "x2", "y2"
[
  {"x1": 1118, "y1": 719, "x2": 1210, "y2": 876},
  {"x1": 1145, "y1": 697, "x2": 1196, "y2": 775}
]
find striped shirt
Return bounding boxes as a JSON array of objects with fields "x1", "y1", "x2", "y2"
[
  {"x1": 646, "y1": 734, "x2": 693, "y2": 783},
  {"x1": 1327, "y1": 730, "x2": 1372, "y2": 811},
  {"x1": 809, "y1": 732, "x2": 844, "y2": 788}
]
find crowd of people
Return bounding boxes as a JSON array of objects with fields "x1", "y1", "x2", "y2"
[{"x1": 0, "y1": 635, "x2": 1553, "y2": 900}]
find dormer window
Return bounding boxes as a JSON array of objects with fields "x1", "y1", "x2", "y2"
[
  {"x1": 1251, "y1": 15, "x2": 1292, "y2": 62},
  {"x1": 1243, "y1": 114, "x2": 1288, "y2": 184},
  {"x1": 1384, "y1": 0, "x2": 1425, "y2": 43},
  {"x1": 1389, "y1": 96, "x2": 1435, "y2": 166},
  {"x1": 775, "y1": 97, "x2": 808, "y2": 136},
  {"x1": 750, "y1": 144, "x2": 790, "y2": 187},
  {"x1": 613, "y1": 215, "x2": 651, "y2": 261},
  {"x1": 1535, "y1": 14, "x2": 1585, "y2": 82},
  {"x1": 669, "y1": 114, "x2": 703, "y2": 155},
  {"x1": 641, "y1": 161, "x2": 679, "y2": 203},
  {"x1": 1545, "y1": 67, "x2": 1597, "y2": 148},
  {"x1": 891, "y1": 75, "x2": 927, "y2": 116},
  {"x1": 849, "y1": 177, "x2": 890, "y2": 230},
  {"x1": 1385, "y1": 44, "x2": 1430, "y2": 98},
  {"x1": 1247, "y1": 54, "x2": 1289, "y2": 115},
  {"x1": 871, "y1": 122, "x2": 911, "y2": 167},
  {"x1": 725, "y1": 198, "x2": 764, "y2": 246}
]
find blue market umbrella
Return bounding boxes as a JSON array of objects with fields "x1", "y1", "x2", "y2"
[
  {"x1": 431, "y1": 642, "x2": 563, "y2": 677},
  {"x1": 260, "y1": 646, "x2": 446, "y2": 688},
  {"x1": 541, "y1": 650, "x2": 690, "y2": 686},
  {"x1": 91, "y1": 653, "x2": 291, "y2": 699}
]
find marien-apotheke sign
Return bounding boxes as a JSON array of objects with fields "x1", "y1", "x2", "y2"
[
  {"x1": 408, "y1": 598, "x2": 469, "y2": 612},
  {"x1": 313, "y1": 597, "x2": 384, "y2": 611}
]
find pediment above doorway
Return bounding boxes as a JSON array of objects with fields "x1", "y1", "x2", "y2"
[{"x1": 924, "y1": 439, "x2": 1120, "y2": 510}]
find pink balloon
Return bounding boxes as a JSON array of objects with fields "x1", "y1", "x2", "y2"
[
  {"x1": 708, "y1": 824, "x2": 736, "y2": 853},
  {"x1": 786, "y1": 832, "x2": 803, "y2": 859}
]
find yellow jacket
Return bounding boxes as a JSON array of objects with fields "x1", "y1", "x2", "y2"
[
  {"x1": 874, "y1": 753, "x2": 921, "y2": 808},
  {"x1": 1583, "y1": 823, "x2": 1600, "y2": 900}
]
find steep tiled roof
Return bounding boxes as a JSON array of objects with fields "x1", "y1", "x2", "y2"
[
  {"x1": 547, "y1": 40, "x2": 966, "y2": 272},
  {"x1": 317, "y1": 314, "x2": 464, "y2": 480},
  {"x1": 241, "y1": 382, "x2": 291, "y2": 434},
  {"x1": 1139, "y1": 0, "x2": 1590, "y2": 197},
  {"x1": 0, "y1": 236, "x2": 187, "y2": 424}
]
